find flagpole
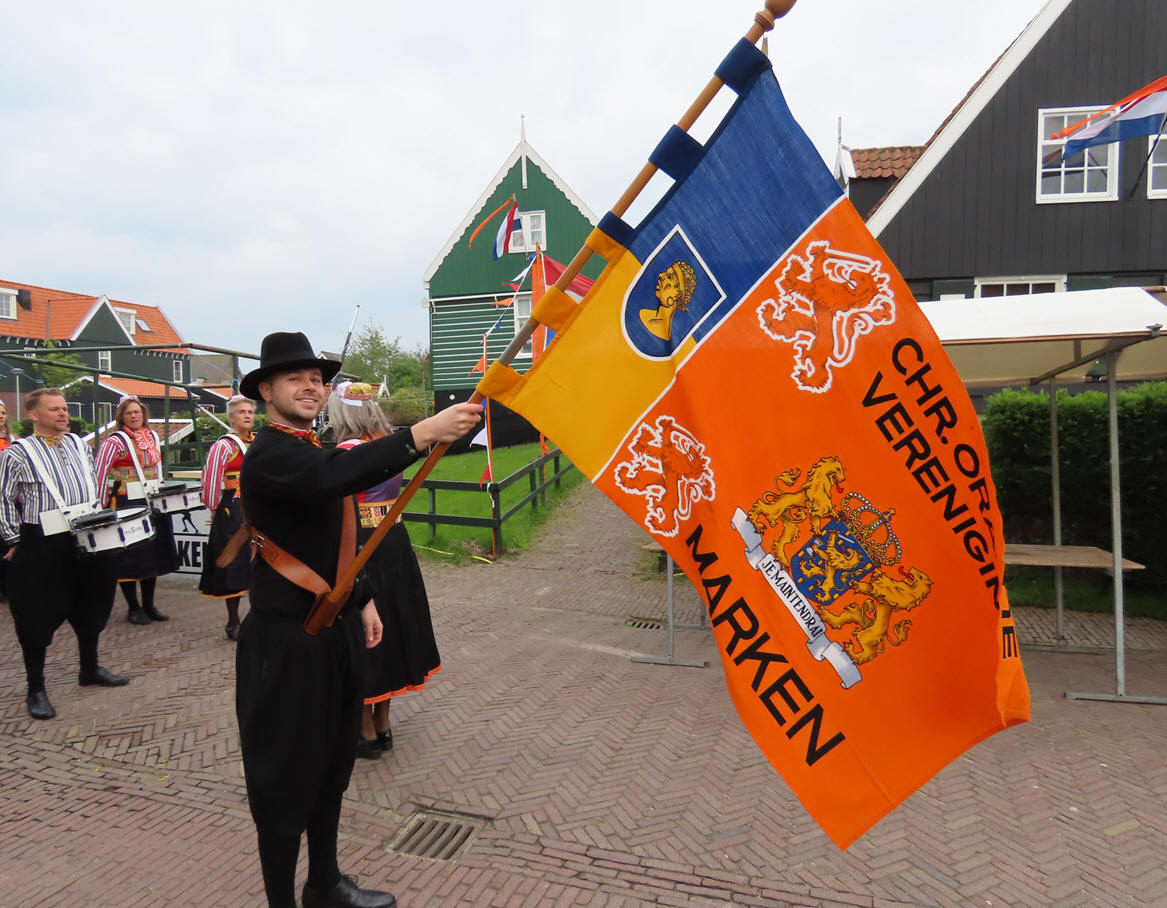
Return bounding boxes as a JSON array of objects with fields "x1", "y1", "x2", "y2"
[{"x1": 306, "y1": 0, "x2": 800, "y2": 633}]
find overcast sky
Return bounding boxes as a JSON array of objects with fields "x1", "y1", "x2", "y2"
[{"x1": 0, "y1": 0, "x2": 1049, "y2": 364}]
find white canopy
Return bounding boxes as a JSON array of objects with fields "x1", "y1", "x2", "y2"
[{"x1": 920, "y1": 286, "x2": 1167, "y2": 387}]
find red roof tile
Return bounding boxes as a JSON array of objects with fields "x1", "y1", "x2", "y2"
[
  {"x1": 0, "y1": 279, "x2": 185, "y2": 350},
  {"x1": 99, "y1": 378, "x2": 192, "y2": 400},
  {"x1": 850, "y1": 146, "x2": 925, "y2": 180}
]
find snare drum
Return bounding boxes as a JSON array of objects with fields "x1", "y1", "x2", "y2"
[
  {"x1": 149, "y1": 481, "x2": 204, "y2": 515},
  {"x1": 71, "y1": 507, "x2": 156, "y2": 555}
]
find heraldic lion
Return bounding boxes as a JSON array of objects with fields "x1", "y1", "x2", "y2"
[
  {"x1": 819, "y1": 567, "x2": 932, "y2": 665},
  {"x1": 747, "y1": 456, "x2": 845, "y2": 568}
]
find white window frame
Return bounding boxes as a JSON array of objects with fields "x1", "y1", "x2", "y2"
[
  {"x1": 67, "y1": 401, "x2": 82, "y2": 419},
  {"x1": 1147, "y1": 133, "x2": 1167, "y2": 200},
  {"x1": 974, "y1": 275, "x2": 1067, "y2": 298},
  {"x1": 97, "y1": 350, "x2": 112, "y2": 373},
  {"x1": 1037, "y1": 107, "x2": 1119, "y2": 203},
  {"x1": 113, "y1": 306, "x2": 137, "y2": 336},
  {"x1": 0, "y1": 289, "x2": 17, "y2": 320},
  {"x1": 97, "y1": 401, "x2": 113, "y2": 425},
  {"x1": 172, "y1": 359, "x2": 184, "y2": 383},
  {"x1": 508, "y1": 210, "x2": 546, "y2": 254},
  {"x1": 512, "y1": 293, "x2": 533, "y2": 359}
]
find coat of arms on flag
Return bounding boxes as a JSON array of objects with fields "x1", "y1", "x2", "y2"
[{"x1": 474, "y1": 18, "x2": 1029, "y2": 849}]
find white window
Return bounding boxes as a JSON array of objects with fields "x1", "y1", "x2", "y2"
[
  {"x1": 0, "y1": 289, "x2": 17, "y2": 320},
  {"x1": 114, "y1": 307, "x2": 136, "y2": 336},
  {"x1": 98, "y1": 402, "x2": 113, "y2": 425},
  {"x1": 172, "y1": 360, "x2": 184, "y2": 383},
  {"x1": 513, "y1": 293, "x2": 533, "y2": 358},
  {"x1": 508, "y1": 211, "x2": 546, "y2": 254},
  {"x1": 1148, "y1": 134, "x2": 1167, "y2": 199},
  {"x1": 98, "y1": 350, "x2": 111, "y2": 372},
  {"x1": 136, "y1": 317, "x2": 152, "y2": 333},
  {"x1": 67, "y1": 401, "x2": 82, "y2": 418},
  {"x1": 975, "y1": 275, "x2": 1066, "y2": 298},
  {"x1": 1037, "y1": 107, "x2": 1119, "y2": 203}
]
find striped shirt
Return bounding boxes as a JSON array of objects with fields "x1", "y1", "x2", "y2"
[
  {"x1": 0, "y1": 435, "x2": 100, "y2": 543},
  {"x1": 94, "y1": 429, "x2": 162, "y2": 494},
  {"x1": 201, "y1": 434, "x2": 250, "y2": 511}
]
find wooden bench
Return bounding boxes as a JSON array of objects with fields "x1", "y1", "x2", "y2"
[{"x1": 1004, "y1": 543, "x2": 1143, "y2": 571}]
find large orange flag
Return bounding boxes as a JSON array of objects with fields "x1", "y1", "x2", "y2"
[{"x1": 477, "y1": 38, "x2": 1029, "y2": 848}]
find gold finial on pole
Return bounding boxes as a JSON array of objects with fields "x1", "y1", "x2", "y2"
[{"x1": 750, "y1": 0, "x2": 799, "y2": 42}]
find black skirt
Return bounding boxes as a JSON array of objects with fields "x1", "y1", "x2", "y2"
[
  {"x1": 111, "y1": 491, "x2": 179, "y2": 581},
  {"x1": 6, "y1": 525, "x2": 118, "y2": 648},
  {"x1": 235, "y1": 607, "x2": 365, "y2": 835},
  {"x1": 199, "y1": 491, "x2": 251, "y2": 598},
  {"x1": 360, "y1": 521, "x2": 440, "y2": 703}
]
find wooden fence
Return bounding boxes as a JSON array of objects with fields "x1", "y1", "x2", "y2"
[{"x1": 404, "y1": 448, "x2": 575, "y2": 553}]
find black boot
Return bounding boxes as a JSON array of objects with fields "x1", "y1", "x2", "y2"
[
  {"x1": 143, "y1": 603, "x2": 169, "y2": 622},
  {"x1": 127, "y1": 607, "x2": 150, "y2": 625}
]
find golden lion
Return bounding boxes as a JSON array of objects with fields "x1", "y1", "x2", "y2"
[
  {"x1": 819, "y1": 567, "x2": 932, "y2": 665},
  {"x1": 747, "y1": 456, "x2": 845, "y2": 568}
]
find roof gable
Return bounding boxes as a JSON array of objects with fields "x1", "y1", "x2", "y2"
[
  {"x1": 0, "y1": 278, "x2": 186, "y2": 350},
  {"x1": 867, "y1": 0, "x2": 1073, "y2": 236},
  {"x1": 424, "y1": 139, "x2": 598, "y2": 290}
]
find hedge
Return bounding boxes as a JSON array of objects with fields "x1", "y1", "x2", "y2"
[{"x1": 981, "y1": 382, "x2": 1167, "y2": 595}]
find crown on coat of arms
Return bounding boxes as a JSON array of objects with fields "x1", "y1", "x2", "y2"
[{"x1": 839, "y1": 492, "x2": 901, "y2": 565}]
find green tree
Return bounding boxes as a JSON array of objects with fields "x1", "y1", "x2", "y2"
[
  {"x1": 35, "y1": 341, "x2": 89, "y2": 389},
  {"x1": 342, "y1": 324, "x2": 430, "y2": 423}
]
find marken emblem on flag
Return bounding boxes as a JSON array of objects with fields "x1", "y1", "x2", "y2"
[{"x1": 622, "y1": 227, "x2": 726, "y2": 359}]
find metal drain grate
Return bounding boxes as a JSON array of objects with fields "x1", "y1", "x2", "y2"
[
  {"x1": 388, "y1": 809, "x2": 481, "y2": 860},
  {"x1": 624, "y1": 616, "x2": 664, "y2": 630}
]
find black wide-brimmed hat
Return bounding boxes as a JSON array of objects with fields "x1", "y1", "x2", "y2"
[{"x1": 239, "y1": 331, "x2": 342, "y2": 400}]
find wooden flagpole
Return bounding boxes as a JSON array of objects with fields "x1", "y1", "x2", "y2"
[{"x1": 306, "y1": 0, "x2": 799, "y2": 633}]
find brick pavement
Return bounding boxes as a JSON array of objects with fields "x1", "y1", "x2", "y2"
[{"x1": 2, "y1": 482, "x2": 1166, "y2": 907}]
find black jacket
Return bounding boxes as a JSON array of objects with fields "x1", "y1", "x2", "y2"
[{"x1": 240, "y1": 426, "x2": 421, "y2": 618}]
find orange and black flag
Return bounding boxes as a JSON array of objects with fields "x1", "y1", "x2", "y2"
[{"x1": 477, "y1": 38, "x2": 1029, "y2": 848}]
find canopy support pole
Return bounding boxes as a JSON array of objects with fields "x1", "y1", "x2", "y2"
[
  {"x1": 631, "y1": 553, "x2": 708, "y2": 669},
  {"x1": 1067, "y1": 351, "x2": 1167, "y2": 705},
  {"x1": 1049, "y1": 378, "x2": 1066, "y2": 643}
]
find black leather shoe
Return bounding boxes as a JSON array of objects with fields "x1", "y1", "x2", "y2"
[
  {"x1": 143, "y1": 605, "x2": 169, "y2": 622},
  {"x1": 224, "y1": 622, "x2": 240, "y2": 641},
  {"x1": 355, "y1": 737, "x2": 382, "y2": 760},
  {"x1": 376, "y1": 729, "x2": 393, "y2": 751},
  {"x1": 26, "y1": 690, "x2": 55, "y2": 720},
  {"x1": 78, "y1": 666, "x2": 130, "y2": 687},
  {"x1": 302, "y1": 875, "x2": 395, "y2": 908},
  {"x1": 127, "y1": 608, "x2": 150, "y2": 625}
]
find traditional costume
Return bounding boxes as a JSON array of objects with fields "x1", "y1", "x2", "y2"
[
  {"x1": 338, "y1": 437, "x2": 440, "y2": 706},
  {"x1": 0, "y1": 430, "x2": 126, "y2": 719},
  {"x1": 198, "y1": 431, "x2": 253, "y2": 601},
  {"x1": 94, "y1": 426, "x2": 179, "y2": 584},
  {"x1": 236, "y1": 331, "x2": 405, "y2": 908}
]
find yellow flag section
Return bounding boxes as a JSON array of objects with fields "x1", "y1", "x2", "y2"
[{"x1": 478, "y1": 38, "x2": 1029, "y2": 849}]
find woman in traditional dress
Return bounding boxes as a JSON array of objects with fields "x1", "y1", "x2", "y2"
[
  {"x1": 326, "y1": 381, "x2": 441, "y2": 759},
  {"x1": 0, "y1": 399, "x2": 17, "y2": 597},
  {"x1": 0, "y1": 400, "x2": 18, "y2": 451},
  {"x1": 198, "y1": 395, "x2": 255, "y2": 639},
  {"x1": 94, "y1": 396, "x2": 178, "y2": 624}
]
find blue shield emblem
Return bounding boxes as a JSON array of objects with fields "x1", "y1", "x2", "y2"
[
  {"x1": 622, "y1": 226, "x2": 725, "y2": 360},
  {"x1": 790, "y1": 520, "x2": 873, "y2": 605}
]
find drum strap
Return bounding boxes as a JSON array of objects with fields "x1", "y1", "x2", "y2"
[
  {"x1": 16, "y1": 436, "x2": 100, "y2": 511},
  {"x1": 217, "y1": 497, "x2": 357, "y2": 618}
]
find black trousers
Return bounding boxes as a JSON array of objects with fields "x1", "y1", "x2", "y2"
[
  {"x1": 7, "y1": 525, "x2": 117, "y2": 649},
  {"x1": 235, "y1": 607, "x2": 365, "y2": 836}
]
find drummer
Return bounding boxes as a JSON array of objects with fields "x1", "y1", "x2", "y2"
[
  {"x1": 198, "y1": 395, "x2": 255, "y2": 640},
  {"x1": 0, "y1": 388, "x2": 127, "y2": 720},
  {"x1": 94, "y1": 396, "x2": 178, "y2": 624}
]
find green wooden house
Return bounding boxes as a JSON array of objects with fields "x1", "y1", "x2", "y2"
[{"x1": 423, "y1": 137, "x2": 601, "y2": 444}]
